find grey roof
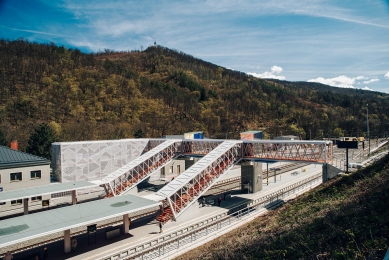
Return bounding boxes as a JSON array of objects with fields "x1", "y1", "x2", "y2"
[
  {"x1": 240, "y1": 130, "x2": 262, "y2": 134},
  {"x1": 0, "y1": 194, "x2": 160, "y2": 248},
  {"x1": 0, "y1": 181, "x2": 99, "y2": 202},
  {"x1": 0, "y1": 145, "x2": 50, "y2": 170}
]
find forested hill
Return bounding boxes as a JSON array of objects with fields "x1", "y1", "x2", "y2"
[{"x1": 0, "y1": 39, "x2": 388, "y2": 150}]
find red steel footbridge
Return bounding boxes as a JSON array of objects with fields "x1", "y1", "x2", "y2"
[{"x1": 90, "y1": 139, "x2": 332, "y2": 223}]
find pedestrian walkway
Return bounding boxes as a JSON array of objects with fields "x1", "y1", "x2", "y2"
[{"x1": 4, "y1": 164, "x2": 322, "y2": 260}]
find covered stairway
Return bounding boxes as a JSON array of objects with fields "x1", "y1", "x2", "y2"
[{"x1": 155, "y1": 141, "x2": 242, "y2": 223}]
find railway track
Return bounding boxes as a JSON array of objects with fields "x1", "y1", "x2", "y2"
[{"x1": 206, "y1": 162, "x2": 309, "y2": 195}]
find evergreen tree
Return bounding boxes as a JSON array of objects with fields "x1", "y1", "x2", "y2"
[
  {"x1": 134, "y1": 129, "x2": 145, "y2": 138},
  {"x1": 0, "y1": 129, "x2": 7, "y2": 146},
  {"x1": 26, "y1": 123, "x2": 57, "y2": 159}
]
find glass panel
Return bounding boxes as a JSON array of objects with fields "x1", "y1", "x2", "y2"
[
  {"x1": 30, "y1": 170, "x2": 41, "y2": 179},
  {"x1": 10, "y1": 172, "x2": 22, "y2": 181}
]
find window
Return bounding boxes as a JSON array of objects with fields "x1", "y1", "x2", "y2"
[
  {"x1": 177, "y1": 165, "x2": 181, "y2": 174},
  {"x1": 31, "y1": 196, "x2": 42, "y2": 201},
  {"x1": 169, "y1": 166, "x2": 173, "y2": 174},
  {"x1": 10, "y1": 172, "x2": 22, "y2": 182},
  {"x1": 11, "y1": 199, "x2": 22, "y2": 205},
  {"x1": 30, "y1": 170, "x2": 41, "y2": 179}
]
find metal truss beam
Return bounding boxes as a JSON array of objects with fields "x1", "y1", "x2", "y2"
[
  {"x1": 93, "y1": 140, "x2": 182, "y2": 197},
  {"x1": 181, "y1": 140, "x2": 223, "y2": 156},
  {"x1": 156, "y1": 141, "x2": 242, "y2": 222},
  {"x1": 242, "y1": 140, "x2": 333, "y2": 164}
]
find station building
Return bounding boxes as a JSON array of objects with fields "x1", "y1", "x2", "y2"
[{"x1": 0, "y1": 145, "x2": 51, "y2": 216}]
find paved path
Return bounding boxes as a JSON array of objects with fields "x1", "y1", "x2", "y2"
[{"x1": 6, "y1": 164, "x2": 321, "y2": 260}]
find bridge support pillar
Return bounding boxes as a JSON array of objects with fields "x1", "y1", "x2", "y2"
[
  {"x1": 64, "y1": 229, "x2": 71, "y2": 253},
  {"x1": 123, "y1": 214, "x2": 130, "y2": 234},
  {"x1": 71, "y1": 190, "x2": 77, "y2": 205},
  {"x1": 241, "y1": 162, "x2": 262, "y2": 193},
  {"x1": 23, "y1": 198, "x2": 29, "y2": 215}
]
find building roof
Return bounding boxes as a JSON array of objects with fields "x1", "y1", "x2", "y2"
[
  {"x1": 0, "y1": 194, "x2": 160, "y2": 248},
  {"x1": 0, "y1": 145, "x2": 50, "y2": 170},
  {"x1": 273, "y1": 135, "x2": 300, "y2": 140},
  {"x1": 240, "y1": 130, "x2": 262, "y2": 134},
  {"x1": 0, "y1": 181, "x2": 99, "y2": 202},
  {"x1": 164, "y1": 135, "x2": 185, "y2": 139}
]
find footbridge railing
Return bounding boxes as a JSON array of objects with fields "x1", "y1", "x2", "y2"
[
  {"x1": 243, "y1": 140, "x2": 333, "y2": 163},
  {"x1": 156, "y1": 141, "x2": 242, "y2": 222},
  {"x1": 181, "y1": 139, "x2": 224, "y2": 156},
  {"x1": 91, "y1": 140, "x2": 182, "y2": 197}
]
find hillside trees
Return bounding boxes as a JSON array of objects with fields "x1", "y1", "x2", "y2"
[
  {"x1": 26, "y1": 123, "x2": 58, "y2": 159},
  {"x1": 0, "y1": 128, "x2": 7, "y2": 146},
  {"x1": 0, "y1": 39, "x2": 388, "y2": 150}
]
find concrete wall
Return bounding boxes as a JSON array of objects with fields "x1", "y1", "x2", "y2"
[
  {"x1": 0, "y1": 164, "x2": 50, "y2": 215},
  {"x1": 0, "y1": 164, "x2": 50, "y2": 191},
  {"x1": 52, "y1": 139, "x2": 149, "y2": 182},
  {"x1": 322, "y1": 163, "x2": 342, "y2": 182},
  {"x1": 241, "y1": 162, "x2": 263, "y2": 193},
  {"x1": 150, "y1": 160, "x2": 186, "y2": 181}
]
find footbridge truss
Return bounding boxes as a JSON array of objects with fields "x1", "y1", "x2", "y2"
[
  {"x1": 91, "y1": 140, "x2": 181, "y2": 197},
  {"x1": 85, "y1": 138, "x2": 331, "y2": 221},
  {"x1": 243, "y1": 140, "x2": 333, "y2": 163},
  {"x1": 155, "y1": 141, "x2": 242, "y2": 223},
  {"x1": 181, "y1": 139, "x2": 223, "y2": 156},
  {"x1": 154, "y1": 139, "x2": 332, "y2": 223}
]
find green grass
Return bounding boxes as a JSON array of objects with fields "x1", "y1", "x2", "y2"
[{"x1": 176, "y1": 153, "x2": 389, "y2": 260}]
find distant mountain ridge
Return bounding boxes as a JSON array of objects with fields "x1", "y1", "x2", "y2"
[{"x1": 0, "y1": 39, "x2": 388, "y2": 150}]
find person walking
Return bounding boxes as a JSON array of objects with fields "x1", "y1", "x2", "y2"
[
  {"x1": 71, "y1": 237, "x2": 77, "y2": 251},
  {"x1": 159, "y1": 222, "x2": 163, "y2": 233},
  {"x1": 3, "y1": 251, "x2": 13, "y2": 260},
  {"x1": 43, "y1": 247, "x2": 49, "y2": 260},
  {"x1": 218, "y1": 196, "x2": 222, "y2": 206}
]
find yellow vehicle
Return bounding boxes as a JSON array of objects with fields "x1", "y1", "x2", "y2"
[{"x1": 357, "y1": 137, "x2": 365, "y2": 142}]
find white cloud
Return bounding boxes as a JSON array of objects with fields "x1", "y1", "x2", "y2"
[
  {"x1": 248, "y1": 66, "x2": 286, "y2": 80},
  {"x1": 363, "y1": 79, "x2": 379, "y2": 84},
  {"x1": 308, "y1": 75, "x2": 359, "y2": 88},
  {"x1": 362, "y1": 86, "x2": 373, "y2": 91},
  {"x1": 308, "y1": 75, "x2": 380, "y2": 88},
  {"x1": 385, "y1": 72, "x2": 389, "y2": 80}
]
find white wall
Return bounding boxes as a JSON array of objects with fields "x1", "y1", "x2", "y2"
[
  {"x1": 0, "y1": 164, "x2": 50, "y2": 216},
  {"x1": 0, "y1": 164, "x2": 50, "y2": 191},
  {"x1": 52, "y1": 139, "x2": 149, "y2": 182}
]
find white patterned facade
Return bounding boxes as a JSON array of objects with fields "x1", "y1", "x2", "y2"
[{"x1": 52, "y1": 139, "x2": 151, "y2": 183}]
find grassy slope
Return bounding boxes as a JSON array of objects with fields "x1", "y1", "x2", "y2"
[{"x1": 177, "y1": 152, "x2": 389, "y2": 260}]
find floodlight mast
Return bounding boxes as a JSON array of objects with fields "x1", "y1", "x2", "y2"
[{"x1": 367, "y1": 104, "x2": 370, "y2": 156}]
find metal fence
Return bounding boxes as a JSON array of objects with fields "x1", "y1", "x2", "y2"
[{"x1": 100, "y1": 172, "x2": 323, "y2": 260}]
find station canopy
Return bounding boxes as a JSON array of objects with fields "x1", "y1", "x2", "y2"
[
  {"x1": 0, "y1": 181, "x2": 99, "y2": 202},
  {"x1": 0, "y1": 194, "x2": 160, "y2": 248}
]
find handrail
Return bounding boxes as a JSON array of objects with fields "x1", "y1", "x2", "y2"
[{"x1": 99, "y1": 173, "x2": 323, "y2": 260}]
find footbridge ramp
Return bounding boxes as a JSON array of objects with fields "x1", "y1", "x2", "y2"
[
  {"x1": 155, "y1": 141, "x2": 242, "y2": 223},
  {"x1": 91, "y1": 140, "x2": 181, "y2": 197}
]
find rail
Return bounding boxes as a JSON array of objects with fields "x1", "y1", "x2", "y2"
[{"x1": 99, "y1": 172, "x2": 323, "y2": 260}]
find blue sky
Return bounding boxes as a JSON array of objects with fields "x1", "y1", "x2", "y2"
[{"x1": 1, "y1": 0, "x2": 389, "y2": 93}]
